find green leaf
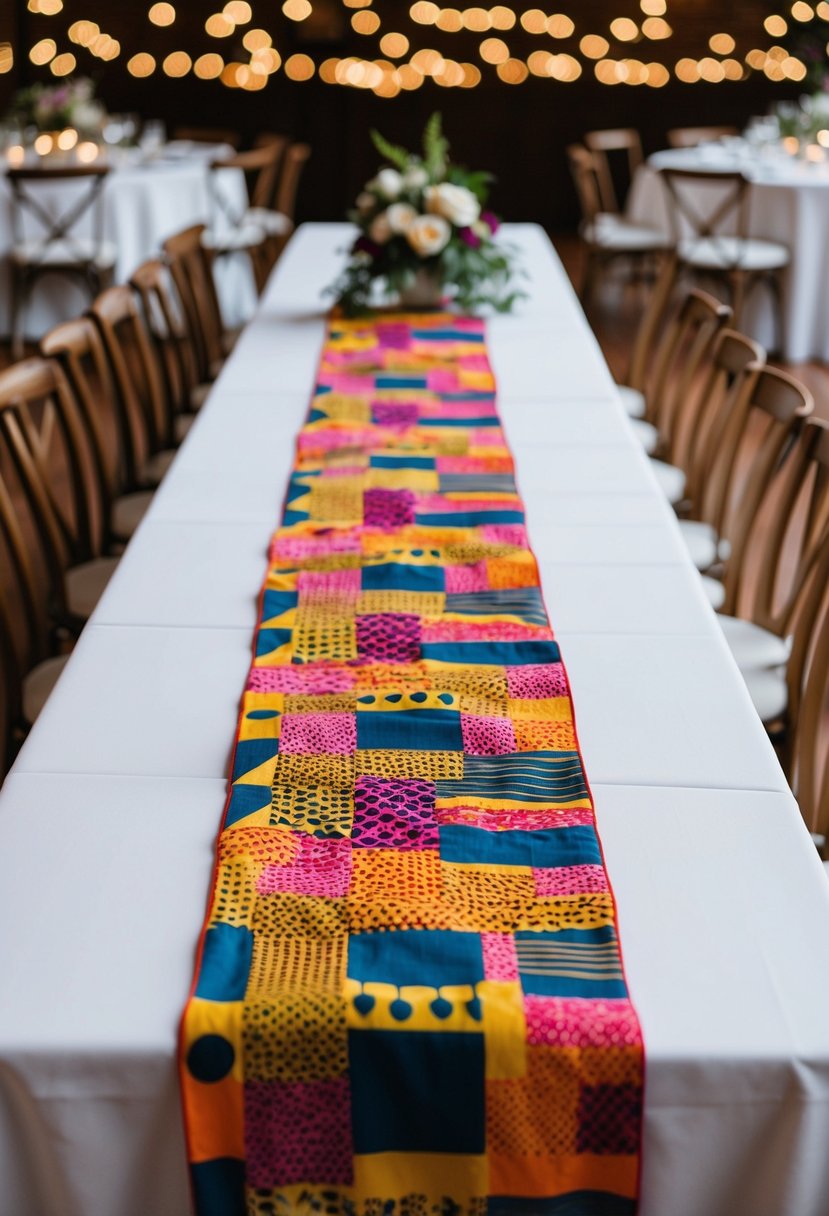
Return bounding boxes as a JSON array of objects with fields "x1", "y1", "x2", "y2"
[
  {"x1": 423, "y1": 111, "x2": 450, "y2": 180},
  {"x1": 370, "y1": 129, "x2": 411, "y2": 171}
]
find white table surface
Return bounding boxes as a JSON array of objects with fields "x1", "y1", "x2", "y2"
[
  {"x1": 628, "y1": 142, "x2": 829, "y2": 362},
  {"x1": 1, "y1": 222, "x2": 829, "y2": 1216},
  {"x1": 0, "y1": 141, "x2": 256, "y2": 338}
]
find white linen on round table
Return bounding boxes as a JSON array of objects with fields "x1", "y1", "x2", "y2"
[
  {"x1": 1, "y1": 224, "x2": 829, "y2": 1216},
  {"x1": 0, "y1": 143, "x2": 257, "y2": 337},
  {"x1": 627, "y1": 144, "x2": 829, "y2": 362}
]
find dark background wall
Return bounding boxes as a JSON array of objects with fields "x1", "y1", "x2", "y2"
[{"x1": 2, "y1": 0, "x2": 805, "y2": 229}]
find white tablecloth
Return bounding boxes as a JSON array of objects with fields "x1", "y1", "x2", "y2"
[
  {"x1": 1, "y1": 223, "x2": 828, "y2": 1216},
  {"x1": 0, "y1": 142, "x2": 257, "y2": 337},
  {"x1": 628, "y1": 144, "x2": 829, "y2": 362}
]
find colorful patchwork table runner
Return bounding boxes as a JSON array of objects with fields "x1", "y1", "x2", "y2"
[{"x1": 180, "y1": 313, "x2": 643, "y2": 1216}]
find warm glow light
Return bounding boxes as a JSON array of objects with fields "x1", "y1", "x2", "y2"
[
  {"x1": 319, "y1": 57, "x2": 340, "y2": 83},
  {"x1": 463, "y1": 7, "x2": 491, "y2": 31},
  {"x1": 764, "y1": 14, "x2": 788, "y2": 35},
  {"x1": 410, "y1": 1, "x2": 439, "y2": 22},
  {"x1": 127, "y1": 52, "x2": 156, "y2": 76},
  {"x1": 698, "y1": 56, "x2": 725, "y2": 81},
  {"x1": 640, "y1": 0, "x2": 666, "y2": 11},
  {"x1": 520, "y1": 9, "x2": 547, "y2": 34},
  {"x1": 163, "y1": 51, "x2": 192, "y2": 76},
  {"x1": 56, "y1": 127, "x2": 78, "y2": 151},
  {"x1": 205, "y1": 13, "x2": 234, "y2": 36},
  {"x1": 497, "y1": 56, "x2": 529, "y2": 82},
  {"x1": 77, "y1": 141, "x2": 100, "y2": 163},
  {"x1": 435, "y1": 58, "x2": 465, "y2": 84},
  {"x1": 709, "y1": 32, "x2": 735, "y2": 54},
  {"x1": 50, "y1": 52, "x2": 76, "y2": 76},
  {"x1": 480, "y1": 37, "x2": 510, "y2": 63},
  {"x1": 0, "y1": 44, "x2": 14, "y2": 75},
  {"x1": 224, "y1": 0, "x2": 252, "y2": 21},
  {"x1": 34, "y1": 133, "x2": 54, "y2": 155},
  {"x1": 283, "y1": 0, "x2": 312, "y2": 18},
  {"x1": 547, "y1": 14, "x2": 575, "y2": 38},
  {"x1": 149, "y1": 3, "x2": 175, "y2": 25},
  {"x1": 818, "y1": 0, "x2": 829, "y2": 14},
  {"x1": 817, "y1": 128, "x2": 829, "y2": 146},
  {"x1": 436, "y1": 8, "x2": 464, "y2": 31},
  {"x1": 285, "y1": 53, "x2": 315, "y2": 79},
  {"x1": 244, "y1": 28, "x2": 272, "y2": 51},
  {"x1": 783, "y1": 134, "x2": 800, "y2": 153},
  {"x1": 675, "y1": 57, "x2": 700, "y2": 82},
  {"x1": 252, "y1": 46, "x2": 281, "y2": 73},
  {"x1": 646, "y1": 61, "x2": 670, "y2": 86},
  {"x1": 527, "y1": 48, "x2": 553, "y2": 74},
  {"x1": 68, "y1": 20, "x2": 99, "y2": 46},
  {"x1": 722, "y1": 58, "x2": 743, "y2": 79},
  {"x1": 6, "y1": 145, "x2": 25, "y2": 166},
  {"x1": 806, "y1": 143, "x2": 826, "y2": 161},
  {"x1": 489, "y1": 6, "x2": 516, "y2": 30},
  {"x1": 30, "y1": 39, "x2": 57, "y2": 65},
  {"x1": 380, "y1": 32, "x2": 409, "y2": 57},
  {"x1": 411, "y1": 47, "x2": 445, "y2": 73},
  {"x1": 194, "y1": 52, "x2": 224, "y2": 78},
  {"x1": 352, "y1": 10, "x2": 381, "y2": 33},
  {"x1": 29, "y1": 0, "x2": 63, "y2": 12},
  {"x1": 745, "y1": 48, "x2": 766, "y2": 68},
  {"x1": 398, "y1": 63, "x2": 424, "y2": 88},
  {"x1": 791, "y1": 1, "x2": 815, "y2": 18},
  {"x1": 580, "y1": 34, "x2": 609, "y2": 58},
  {"x1": 460, "y1": 61, "x2": 482, "y2": 85},
  {"x1": 783, "y1": 55, "x2": 807, "y2": 79},
  {"x1": 642, "y1": 17, "x2": 671, "y2": 39},
  {"x1": 610, "y1": 17, "x2": 639, "y2": 41}
]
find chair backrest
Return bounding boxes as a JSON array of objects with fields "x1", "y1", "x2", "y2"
[
  {"x1": 699, "y1": 357, "x2": 810, "y2": 547},
  {"x1": 7, "y1": 163, "x2": 110, "y2": 260},
  {"x1": 667, "y1": 126, "x2": 740, "y2": 149},
  {"x1": 789, "y1": 576, "x2": 829, "y2": 843},
  {"x1": 40, "y1": 315, "x2": 127, "y2": 512},
  {"x1": 0, "y1": 359, "x2": 89, "y2": 628},
  {"x1": 130, "y1": 258, "x2": 197, "y2": 415},
  {"x1": 90, "y1": 285, "x2": 173, "y2": 459},
  {"x1": 251, "y1": 133, "x2": 290, "y2": 209},
  {"x1": 162, "y1": 225, "x2": 225, "y2": 384},
  {"x1": 658, "y1": 166, "x2": 750, "y2": 250},
  {"x1": 208, "y1": 141, "x2": 284, "y2": 227},
  {"x1": 583, "y1": 128, "x2": 643, "y2": 213},
  {"x1": 681, "y1": 328, "x2": 766, "y2": 510},
  {"x1": 173, "y1": 126, "x2": 241, "y2": 149},
  {"x1": 566, "y1": 143, "x2": 603, "y2": 226},
  {"x1": 275, "y1": 142, "x2": 311, "y2": 222},
  {"x1": 641, "y1": 287, "x2": 732, "y2": 436}
]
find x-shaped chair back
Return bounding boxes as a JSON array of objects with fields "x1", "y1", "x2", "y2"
[
  {"x1": 659, "y1": 166, "x2": 750, "y2": 267},
  {"x1": 7, "y1": 163, "x2": 110, "y2": 266}
]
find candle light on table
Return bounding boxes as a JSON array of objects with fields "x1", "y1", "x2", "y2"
[
  {"x1": 805, "y1": 143, "x2": 826, "y2": 164},
  {"x1": 782, "y1": 135, "x2": 800, "y2": 155},
  {"x1": 5, "y1": 144, "x2": 24, "y2": 167},
  {"x1": 76, "y1": 140, "x2": 100, "y2": 163},
  {"x1": 33, "y1": 133, "x2": 53, "y2": 156},
  {"x1": 56, "y1": 127, "x2": 78, "y2": 152}
]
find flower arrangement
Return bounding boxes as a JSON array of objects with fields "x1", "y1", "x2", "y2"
[
  {"x1": 330, "y1": 113, "x2": 520, "y2": 315},
  {"x1": 7, "y1": 77, "x2": 106, "y2": 138}
]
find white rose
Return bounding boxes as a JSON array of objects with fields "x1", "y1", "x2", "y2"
[
  {"x1": 369, "y1": 210, "x2": 393, "y2": 244},
  {"x1": 406, "y1": 213, "x2": 451, "y2": 258},
  {"x1": 403, "y1": 163, "x2": 429, "y2": 191},
  {"x1": 370, "y1": 167, "x2": 403, "y2": 200},
  {"x1": 424, "y1": 182, "x2": 480, "y2": 227},
  {"x1": 387, "y1": 202, "x2": 418, "y2": 234},
  {"x1": 355, "y1": 191, "x2": 375, "y2": 215}
]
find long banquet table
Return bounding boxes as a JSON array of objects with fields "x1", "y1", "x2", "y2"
[{"x1": 1, "y1": 223, "x2": 829, "y2": 1216}]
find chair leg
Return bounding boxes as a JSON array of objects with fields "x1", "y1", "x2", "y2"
[
  {"x1": 627, "y1": 252, "x2": 679, "y2": 392},
  {"x1": 10, "y1": 266, "x2": 29, "y2": 362}
]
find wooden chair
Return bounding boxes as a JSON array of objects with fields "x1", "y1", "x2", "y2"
[
  {"x1": 203, "y1": 142, "x2": 291, "y2": 292},
  {"x1": 162, "y1": 225, "x2": 230, "y2": 386},
  {"x1": 90, "y1": 286, "x2": 180, "y2": 487},
  {"x1": 172, "y1": 126, "x2": 241, "y2": 149},
  {"x1": 7, "y1": 163, "x2": 115, "y2": 359},
  {"x1": 566, "y1": 143, "x2": 671, "y2": 307},
  {"x1": 657, "y1": 166, "x2": 789, "y2": 342},
  {"x1": 788, "y1": 582, "x2": 829, "y2": 850},
  {"x1": 667, "y1": 126, "x2": 740, "y2": 149},
  {"x1": 274, "y1": 141, "x2": 311, "y2": 225},
  {"x1": 0, "y1": 359, "x2": 120, "y2": 634},
  {"x1": 252, "y1": 133, "x2": 290, "y2": 207},
  {"x1": 130, "y1": 259, "x2": 209, "y2": 418},
  {"x1": 40, "y1": 316, "x2": 155, "y2": 543},
  {"x1": 583, "y1": 128, "x2": 644, "y2": 213}
]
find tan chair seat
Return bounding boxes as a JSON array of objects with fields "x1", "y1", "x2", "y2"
[
  {"x1": 111, "y1": 491, "x2": 153, "y2": 540},
  {"x1": 142, "y1": 449, "x2": 177, "y2": 486},
  {"x1": 583, "y1": 213, "x2": 671, "y2": 253},
  {"x1": 717, "y1": 615, "x2": 792, "y2": 671},
  {"x1": 618, "y1": 385, "x2": 646, "y2": 418},
  {"x1": 650, "y1": 458, "x2": 686, "y2": 505},
  {"x1": 11, "y1": 238, "x2": 117, "y2": 270},
  {"x1": 65, "y1": 556, "x2": 120, "y2": 620},
  {"x1": 701, "y1": 574, "x2": 725, "y2": 610},
  {"x1": 202, "y1": 221, "x2": 267, "y2": 253},
  {"x1": 246, "y1": 207, "x2": 292, "y2": 237},
  {"x1": 630, "y1": 417, "x2": 658, "y2": 454},
  {"x1": 677, "y1": 519, "x2": 730, "y2": 572},
  {"x1": 678, "y1": 235, "x2": 789, "y2": 272},
  {"x1": 22, "y1": 654, "x2": 70, "y2": 725},
  {"x1": 743, "y1": 666, "x2": 788, "y2": 724}
]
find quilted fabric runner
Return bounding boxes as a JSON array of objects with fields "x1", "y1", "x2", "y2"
[{"x1": 180, "y1": 313, "x2": 643, "y2": 1216}]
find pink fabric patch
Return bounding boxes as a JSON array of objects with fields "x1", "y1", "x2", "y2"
[
  {"x1": 437, "y1": 455, "x2": 513, "y2": 474},
  {"x1": 471, "y1": 428, "x2": 505, "y2": 447},
  {"x1": 461, "y1": 713, "x2": 517, "y2": 755},
  {"x1": 506, "y1": 662, "x2": 569, "y2": 699},
  {"x1": 423, "y1": 620, "x2": 553, "y2": 642},
  {"x1": 298, "y1": 568, "x2": 361, "y2": 598},
  {"x1": 271, "y1": 532, "x2": 360, "y2": 560},
  {"x1": 247, "y1": 667, "x2": 356, "y2": 693},
  {"x1": 258, "y1": 836, "x2": 352, "y2": 897},
  {"x1": 444, "y1": 562, "x2": 489, "y2": 593},
  {"x1": 245, "y1": 1076, "x2": 353, "y2": 1188},
  {"x1": 525, "y1": 995, "x2": 642, "y2": 1049},
  {"x1": 482, "y1": 932, "x2": 519, "y2": 981},
  {"x1": 436, "y1": 806, "x2": 595, "y2": 831},
  {"x1": 279, "y1": 712, "x2": 356, "y2": 754},
  {"x1": 481, "y1": 524, "x2": 528, "y2": 547},
  {"x1": 533, "y1": 865, "x2": 609, "y2": 897},
  {"x1": 363, "y1": 487, "x2": 416, "y2": 530},
  {"x1": 426, "y1": 369, "x2": 461, "y2": 393}
]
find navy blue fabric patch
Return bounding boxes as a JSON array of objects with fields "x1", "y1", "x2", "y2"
[{"x1": 195, "y1": 925, "x2": 253, "y2": 1002}]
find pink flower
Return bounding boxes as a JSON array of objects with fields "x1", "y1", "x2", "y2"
[
  {"x1": 481, "y1": 210, "x2": 500, "y2": 235},
  {"x1": 459, "y1": 226, "x2": 481, "y2": 249}
]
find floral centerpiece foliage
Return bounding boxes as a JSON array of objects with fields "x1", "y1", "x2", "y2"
[
  {"x1": 7, "y1": 77, "x2": 106, "y2": 137},
  {"x1": 331, "y1": 113, "x2": 521, "y2": 314}
]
